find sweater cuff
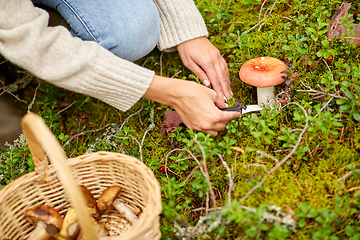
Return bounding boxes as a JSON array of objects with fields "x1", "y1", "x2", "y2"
[
  {"x1": 155, "y1": 0, "x2": 209, "y2": 52},
  {"x1": 54, "y1": 49, "x2": 155, "y2": 112}
]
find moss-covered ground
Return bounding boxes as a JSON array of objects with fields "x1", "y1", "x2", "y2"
[{"x1": 1, "y1": 0, "x2": 360, "y2": 239}]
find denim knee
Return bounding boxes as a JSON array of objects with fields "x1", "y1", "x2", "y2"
[
  {"x1": 100, "y1": 4, "x2": 161, "y2": 62},
  {"x1": 32, "y1": 0, "x2": 160, "y2": 62}
]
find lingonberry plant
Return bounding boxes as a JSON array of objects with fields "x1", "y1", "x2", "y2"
[{"x1": 1, "y1": 0, "x2": 360, "y2": 239}]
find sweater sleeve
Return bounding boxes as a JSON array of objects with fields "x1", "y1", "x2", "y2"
[
  {"x1": 154, "y1": 0, "x2": 209, "y2": 52},
  {"x1": 0, "y1": 0, "x2": 154, "y2": 112}
]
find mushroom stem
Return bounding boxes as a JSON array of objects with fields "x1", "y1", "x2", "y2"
[
  {"x1": 25, "y1": 204, "x2": 63, "y2": 240},
  {"x1": 112, "y1": 199, "x2": 138, "y2": 223},
  {"x1": 27, "y1": 221, "x2": 49, "y2": 240},
  {"x1": 257, "y1": 86, "x2": 275, "y2": 106}
]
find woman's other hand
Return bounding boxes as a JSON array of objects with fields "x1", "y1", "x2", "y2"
[{"x1": 177, "y1": 37, "x2": 232, "y2": 100}]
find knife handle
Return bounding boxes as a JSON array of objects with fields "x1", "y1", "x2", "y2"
[{"x1": 220, "y1": 106, "x2": 241, "y2": 112}]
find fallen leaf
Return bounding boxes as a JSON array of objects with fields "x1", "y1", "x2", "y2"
[
  {"x1": 231, "y1": 146, "x2": 245, "y2": 153},
  {"x1": 160, "y1": 109, "x2": 183, "y2": 135},
  {"x1": 286, "y1": 205, "x2": 299, "y2": 221},
  {"x1": 327, "y1": 2, "x2": 360, "y2": 45}
]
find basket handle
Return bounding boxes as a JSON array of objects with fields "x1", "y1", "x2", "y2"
[{"x1": 21, "y1": 113, "x2": 97, "y2": 240}]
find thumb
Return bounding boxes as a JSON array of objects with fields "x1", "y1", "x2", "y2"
[{"x1": 213, "y1": 95, "x2": 241, "y2": 120}]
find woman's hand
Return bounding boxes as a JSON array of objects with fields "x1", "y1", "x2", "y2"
[
  {"x1": 143, "y1": 76, "x2": 240, "y2": 136},
  {"x1": 177, "y1": 37, "x2": 232, "y2": 100}
]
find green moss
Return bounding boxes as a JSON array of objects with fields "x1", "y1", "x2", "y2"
[{"x1": 2, "y1": 0, "x2": 360, "y2": 239}]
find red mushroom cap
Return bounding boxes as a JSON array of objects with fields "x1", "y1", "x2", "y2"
[{"x1": 239, "y1": 57, "x2": 288, "y2": 88}]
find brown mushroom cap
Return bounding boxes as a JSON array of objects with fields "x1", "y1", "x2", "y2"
[
  {"x1": 80, "y1": 185, "x2": 100, "y2": 220},
  {"x1": 97, "y1": 185, "x2": 122, "y2": 215},
  {"x1": 25, "y1": 204, "x2": 63, "y2": 235},
  {"x1": 239, "y1": 57, "x2": 288, "y2": 88}
]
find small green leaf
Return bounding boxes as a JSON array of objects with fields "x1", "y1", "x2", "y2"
[
  {"x1": 306, "y1": 209, "x2": 318, "y2": 218},
  {"x1": 306, "y1": 27, "x2": 317, "y2": 34},
  {"x1": 336, "y1": 98, "x2": 347, "y2": 105},
  {"x1": 339, "y1": 104, "x2": 351, "y2": 113},
  {"x1": 282, "y1": 45, "x2": 292, "y2": 51},
  {"x1": 229, "y1": 44, "x2": 239, "y2": 48},
  {"x1": 352, "y1": 108, "x2": 360, "y2": 121},
  {"x1": 317, "y1": 49, "x2": 325, "y2": 57},
  {"x1": 298, "y1": 218, "x2": 306, "y2": 228},
  {"x1": 294, "y1": 211, "x2": 306, "y2": 218},
  {"x1": 345, "y1": 225, "x2": 355, "y2": 237},
  {"x1": 228, "y1": 23, "x2": 235, "y2": 33}
]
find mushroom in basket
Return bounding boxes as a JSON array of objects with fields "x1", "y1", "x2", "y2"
[
  {"x1": 25, "y1": 204, "x2": 63, "y2": 240},
  {"x1": 59, "y1": 207, "x2": 79, "y2": 239},
  {"x1": 59, "y1": 185, "x2": 108, "y2": 239},
  {"x1": 97, "y1": 185, "x2": 138, "y2": 223}
]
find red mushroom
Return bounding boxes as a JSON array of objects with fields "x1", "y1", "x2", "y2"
[{"x1": 239, "y1": 57, "x2": 288, "y2": 106}]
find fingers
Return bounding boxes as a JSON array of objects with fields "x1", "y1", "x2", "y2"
[
  {"x1": 182, "y1": 108, "x2": 241, "y2": 137},
  {"x1": 185, "y1": 56, "x2": 231, "y2": 100},
  {"x1": 192, "y1": 54, "x2": 231, "y2": 100},
  {"x1": 200, "y1": 59, "x2": 226, "y2": 99},
  {"x1": 177, "y1": 37, "x2": 232, "y2": 100},
  {"x1": 185, "y1": 60, "x2": 211, "y2": 87},
  {"x1": 219, "y1": 56, "x2": 231, "y2": 98}
]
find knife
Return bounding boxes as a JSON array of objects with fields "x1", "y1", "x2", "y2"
[
  {"x1": 220, "y1": 101, "x2": 262, "y2": 114},
  {"x1": 177, "y1": 102, "x2": 262, "y2": 130}
]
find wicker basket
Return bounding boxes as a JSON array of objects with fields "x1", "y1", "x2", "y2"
[{"x1": 0, "y1": 113, "x2": 162, "y2": 240}]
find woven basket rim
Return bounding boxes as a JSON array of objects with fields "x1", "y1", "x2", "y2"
[{"x1": 0, "y1": 113, "x2": 162, "y2": 240}]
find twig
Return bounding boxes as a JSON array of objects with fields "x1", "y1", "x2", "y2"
[
  {"x1": 194, "y1": 135, "x2": 217, "y2": 209},
  {"x1": 280, "y1": 16, "x2": 293, "y2": 21},
  {"x1": 216, "y1": 153, "x2": 235, "y2": 204},
  {"x1": 119, "y1": 135, "x2": 142, "y2": 160},
  {"x1": 27, "y1": 78, "x2": 40, "y2": 113},
  {"x1": 322, "y1": 58, "x2": 334, "y2": 82},
  {"x1": 57, "y1": 100, "x2": 77, "y2": 115},
  {"x1": 191, "y1": 205, "x2": 297, "y2": 230},
  {"x1": 298, "y1": 80, "x2": 344, "y2": 99},
  {"x1": 336, "y1": 169, "x2": 360, "y2": 183},
  {"x1": 140, "y1": 106, "x2": 155, "y2": 162},
  {"x1": 245, "y1": 164, "x2": 268, "y2": 172},
  {"x1": 192, "y1": 206, "x2": 224, "y2": 212},
  {"x1": 175, "y1": 156, "x2": 201, "y2": 162},
  {"x1": 239, "y1": 102, "x2": 309, "y2": 204},
  {"x1": 171, "y1": 70, "x2": 182, "y2": 78},
  {"x1": 184, "y1": 166, "x2": 200, "y2": 184},
  {"x1": 314, "y1": 96, "x2": 334, "y2": 119},
  {"x1": 0, "y1": 73, "x2": 32, "y2": 95},
  {"x1": 3, "y1": 91, "x2": 27, "y2": 104},
  {"x1": 258, "y1": 0, "x2": 279, "y2": 31},
  {"x1": 119, "y1": 103, "x2": 144, "y2": 131},
  {"x1": 256, "y1": 150, "x2": 279, "y2": 163},
  {"x1": 165, "y1": 146, "x2": 215, "y2": 211}
]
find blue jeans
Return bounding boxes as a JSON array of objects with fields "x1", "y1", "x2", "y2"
[{"x1": 32, "y1": 0, "x2": 161, "y2": 62}]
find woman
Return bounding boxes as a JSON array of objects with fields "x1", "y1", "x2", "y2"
[{"x1": 0, "y1": 0, "x2": 240, "y2": 136}]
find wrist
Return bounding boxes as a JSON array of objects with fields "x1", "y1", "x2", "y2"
[{"x1": 143, "y1": 75, "x2": 184, "y2": 107}]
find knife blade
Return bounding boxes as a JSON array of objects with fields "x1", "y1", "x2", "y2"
[{"x1": 220, "y1": 103, "x2": 262, "y2": 114}]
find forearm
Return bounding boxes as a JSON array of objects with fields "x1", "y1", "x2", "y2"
[{"x1": 0, "y1": 0, "x2": 154, "y2": 111}]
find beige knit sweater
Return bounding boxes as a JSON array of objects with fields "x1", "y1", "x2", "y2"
[{"x1": 0, "y1": 0, "x2": 208, "y2": 111}]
